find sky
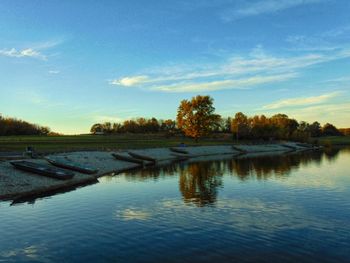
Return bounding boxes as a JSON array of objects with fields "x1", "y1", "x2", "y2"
[{"x1": 0, "y1": 0, "x2": 349, "y2": 134}]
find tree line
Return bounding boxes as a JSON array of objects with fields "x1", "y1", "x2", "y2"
[
  {"x1": 0, "y1": 115, "x2": 52, "y2": 136},
  {"x1": 228, "y1": 112, "x2": 342, "y2": 141},
  {"x1": 339, "y1": 128, "x2": 350, "y2": 136},
  {"x1": 90, "y1": 118, "x2": 176, "y2": 134},
  {"x1": 91, "y1": 95, "x2": 344, "y2": 141}
]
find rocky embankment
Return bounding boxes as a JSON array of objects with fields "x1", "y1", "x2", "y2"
[{"x1": 0, "y1": 142, "x2": 320, "y2": 201}]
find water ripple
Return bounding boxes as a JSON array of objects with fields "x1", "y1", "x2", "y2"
[{"x1": 1, "y1": 149, "x2": 350, "y2": 262}]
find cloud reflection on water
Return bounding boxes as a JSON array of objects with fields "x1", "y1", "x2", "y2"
[
  {"x1": 116, "y1": 208, "x2": 151, "y2": 221},
  {"x1": 0, "y1": 244, "x2": 51, "y2": 263}
]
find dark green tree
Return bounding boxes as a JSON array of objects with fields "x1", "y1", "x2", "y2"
[{"x1": 322, "y1": 123, "x2": 342, "y2": 136}]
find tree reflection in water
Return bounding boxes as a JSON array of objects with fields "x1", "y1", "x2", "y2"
[
  {"x1": 228, "y1": 151, "x2": 322, "y2": 180},
  {"x1": 179, "y1": 161, "x2": 224, "y2": 206},
  {"x1": 123, "y1": 164, "x2": 179, "y2": 181},
  {"x1": 123, "y1": 148, "x2": 342, "y2": 206}
]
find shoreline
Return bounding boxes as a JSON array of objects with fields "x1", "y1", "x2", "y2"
[{"x1": 0, "y1": 142, "x2": 320, "y2": 201}]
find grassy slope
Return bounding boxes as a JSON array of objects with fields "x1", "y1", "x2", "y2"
[
  {"x1": 0, "y1": 134, "x2": 234, "y2": 152},
  {"x1": 1, "y1": 134, "x2": 349, "y2": 153},
  {"x1": 318, "y1": 136, "x2": 350, "y2": 146}
]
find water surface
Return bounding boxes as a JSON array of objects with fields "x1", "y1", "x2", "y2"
[{"x1": 1, "y1": 148, "x2": 349, "y2": 263}]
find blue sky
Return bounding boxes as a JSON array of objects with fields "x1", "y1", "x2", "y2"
[{"x1": 0, "y1": 0, "x2": 349, "y2": 134}]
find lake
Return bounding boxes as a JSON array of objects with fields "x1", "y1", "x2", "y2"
[{"x1": 1, "y1": 148, "x2": 349, "y2": 263}]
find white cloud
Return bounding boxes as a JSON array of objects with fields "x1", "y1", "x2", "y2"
[
  {"x1": 48, "y1": 70, "x2": 60, "y2": 74},
  {"x1": 263, "y1": 91, "x2": 341, "y2": 109},
  {"x1": 0, "y1": 38, "x2": 65, "y2": 61},
  {"x1": 299, "y1": 102, "x2": 350, "y2": 114},
  {"x1": 285, "y1": 35, "x2": 339, "y2": 52},
  {"x1": 221, "y1": 0, "x2": 324, "y2": 21},
  {"x1": 285, "y1": 24, "x2": 350, "y2": 52},
  {"x1": 31, "y1": 38, "x2": 66, "y2": 50},
  {"x1": 110, "y1": 46, "x2": 350, "y2": 93},
  {"x1": 221, "y1": 53, "x2": 328, "y2": 75},
  {"x1": 110, "y1": 75, "x2": 149, "y2": 86},
  {"x1": 0, "y1": 48, "x2": 46, "y2": 60},
  {"x1": 322, "y1": 76, "x2": 350, "y2": 83},
  {"x1": 322, "y1": 25, "x2": 350, "y2": 38},
  {"x1": 93, "y1": 115, "x2": 124, "y2": 123},
  {"x1": 280, "y1": 102, "x2": 350, "y2": 127},
  {"x1": 152, "y1": 73, "x2": 297, "y2": 93}
]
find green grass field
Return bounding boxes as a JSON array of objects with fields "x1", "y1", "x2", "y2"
[
  {"x1": 318, "y1": 136, "x2": 350, "y2": 146},
  {"x1": 0, "y1": 134, "x2": 234, "y2": 153},
  {"x1": 1, "y1": 134, "x2": 349, "y2": 153}
]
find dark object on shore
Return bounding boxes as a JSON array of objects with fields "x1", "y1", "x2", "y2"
[
  {"x1": 231, "y1": 145, "x2": 248, "y2": 153},
  {"x1": 24, "y1": 146, "x2": 39, "y2": 158},
  {"x1": 281, "y1": 143, "x2": 316, "y2": 152},
  {"x1": 10, "y1": 161, "x2": 75, "y2": 180},
  {"x1": 295, "y1": 143, "x2": 312, "y2": 148},
  {"x1": 46, "y1": 157, "x2": 98, "y2": 174},
  {"x1": 170, "y1": 147, "x2": 189, "y2": 154},
  {"x1": 281, "y1": 144, "x2": 297, "y2": 150},
  {"x1": 112, "y1": 153, "x2": 144, "y2": 165},
  {"x1": 0, "y1": 153, "x2": 24, "y2": 160},
  {"x1": 171, "y1": 153, "x2": 190, "y2": 161},
  {"x1": 128, "y1": 152, "x2": 156, "y2": 163}
]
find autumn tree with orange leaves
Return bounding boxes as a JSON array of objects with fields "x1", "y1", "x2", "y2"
[{"x1": 177, "y1": 95, "x2": 221, "y2": 141}]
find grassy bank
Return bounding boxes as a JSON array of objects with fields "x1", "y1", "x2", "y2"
[
  {"x1": 0, "y1": 134, "x2": 234, "y2": 153},
  {"x1": 1, "y1": 134, "x2": 349, "y2": 153},
  {"x1": 317, "y1": 136, "x2": 350, "y2": 146}
]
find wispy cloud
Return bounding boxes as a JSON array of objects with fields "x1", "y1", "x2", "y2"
[
  {"x1": 221, "y1": 0, "x2": 324, "y2": 21},
  {"x1": 0, "y1": 38, "x2": 65, "y2": 61},
  {"x1": 90, "y1": 109, "x2": 140, "y2": 123},
  {"x1": 322, "y1": 25, "x2": 350, "y2": 38},
  {"x1": 263, "y1": 91, "x2": 341, "y2": 109},
  {"x1": 278, "y1": 102, "x2": 350, "y2": 127},
  {"x1": 110, "y1": 46, "x2": 350, "y2": 93},
  {"x1": 285, "y1": 35, "x2": 339, "y2": 52},
  {"x1": 110, "y1": 75, "x2": 149, "y2": 86},
  {"x1": 48, "y1": 70, "x2": 60, "y2": 74},
  {"x1": 152, "y1": 73, "x2": 296, "y2": 93},
  {"x1": 30, "y1": 38, "x2": 66, "y2": 50},
  {"x1": 93, "y1": 115, "x2": 124, "y2": 123},
  {"x1": 285, "y1": 24, "x2": 350, "y2": 52},
  {"x1": 16, "y1": 90, "x2": 64, "y2": 108},
  {"x1": 322, "y1": 76, "x2": 350, "y2": 83},
  {"x1": 0, "y1": 48, "x2": 46, "y2": 60}
]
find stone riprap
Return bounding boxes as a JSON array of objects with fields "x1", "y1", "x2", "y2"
[{"x1": 0, "y1": 143, "x2": 319, "y2": 200}]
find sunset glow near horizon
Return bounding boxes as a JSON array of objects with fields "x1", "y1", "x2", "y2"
[{"x1": 0, "y1": 0, "x2": 349, "y2": 134}]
